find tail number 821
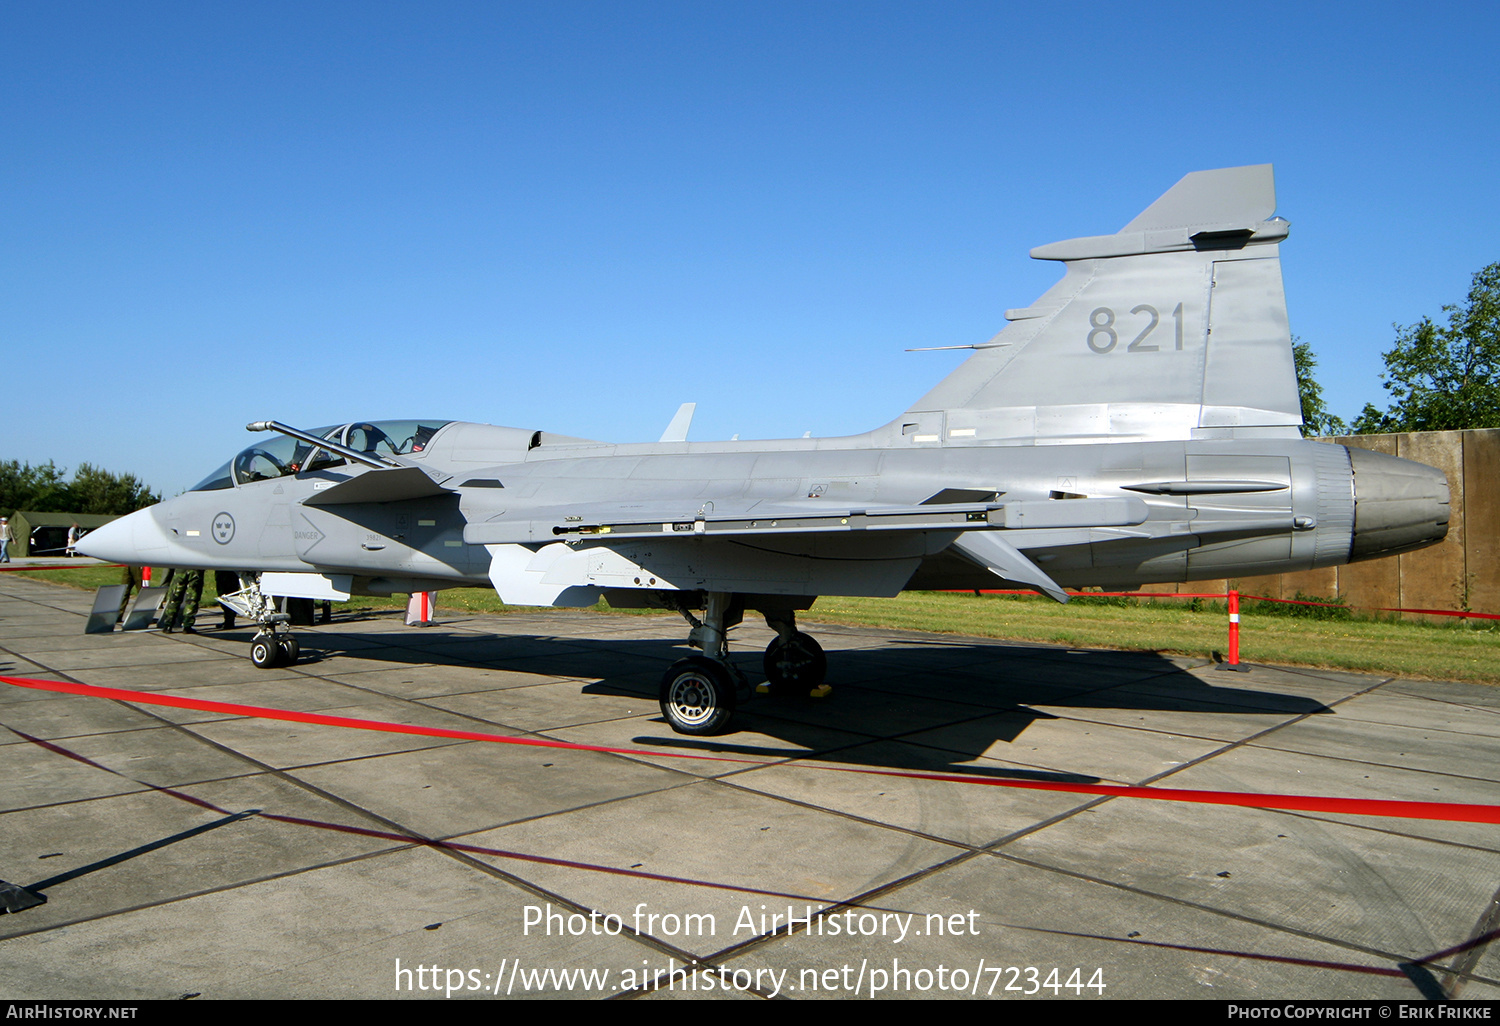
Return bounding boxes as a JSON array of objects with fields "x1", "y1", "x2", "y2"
[{"x1": 1086, "y1": 303, "x2": 1184, "y2": 354}]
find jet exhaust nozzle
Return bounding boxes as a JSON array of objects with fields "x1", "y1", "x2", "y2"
[{"x1": 1346, "y1": 447, "x2": 1450, "y2": 562}]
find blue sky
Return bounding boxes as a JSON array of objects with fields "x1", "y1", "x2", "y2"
[{"x1": 4, "y1": 2, "x2": 1497, "y2": 494}]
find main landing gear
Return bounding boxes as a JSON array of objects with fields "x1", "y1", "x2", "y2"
[
  {"x1": 762, "y1": 613, "x2": 827, "y2": 698},
  {"x1": 220, "y1": 573, "x2": 301, "y2": 669},
  {"x1": 659, "y1": 593, "x2": 827, "y2": 735}
]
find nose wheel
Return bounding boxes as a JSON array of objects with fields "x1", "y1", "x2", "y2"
[
  {"x1": 250, "y1": 631, "x2": 299, "y2": 668},
  {"x1": 225, "y1": 574, "x2": 303, "y2": 669}
]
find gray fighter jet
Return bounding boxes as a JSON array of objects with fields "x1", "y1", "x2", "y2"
[{"x1": 78, "y1": 165, "x2": 1450, "y2": 735}]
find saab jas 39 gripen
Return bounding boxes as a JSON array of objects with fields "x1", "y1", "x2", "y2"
[{"x1": 79, "y1": 165, "x2": 1450, "y2": 735}]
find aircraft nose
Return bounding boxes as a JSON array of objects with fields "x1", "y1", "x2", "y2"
[{"x1": 74, "y1": 507, "x2": 176, "y2": 565}]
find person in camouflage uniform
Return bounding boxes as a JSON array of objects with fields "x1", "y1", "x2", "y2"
[
  {"x1": 116, "y1": 565, "x2": 141, "y2": 622},
  {"x1": 159, "y1": 568, "x2": 205, "y2": 633}
]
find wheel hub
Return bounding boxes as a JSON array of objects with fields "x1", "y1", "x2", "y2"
[{"x1": 668, "y1": 674, "x2": 717, "y2": 726}]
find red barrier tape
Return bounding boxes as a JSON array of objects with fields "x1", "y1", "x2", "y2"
[
  {"x1": 5, "y1": 674, "x2": 1499, "y2": 825},
  {"x1": 0, "y1": 676, "x2": 756, "y2": 766}
]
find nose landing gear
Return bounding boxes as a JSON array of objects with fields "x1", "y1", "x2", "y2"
[
  {"x1": 250, "y1": 630, "x2": 299, "y2": 668},
  {"x1": 221, "y1": 574, "x2": 301, "y2": 668}
]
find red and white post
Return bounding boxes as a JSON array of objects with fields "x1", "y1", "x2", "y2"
[{"x1": 1222, "y1": 589, "x2": 1247, "y2": 671}]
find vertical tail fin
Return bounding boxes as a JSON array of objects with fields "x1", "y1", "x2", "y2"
[{"x1": 906, "y1": 165, "x2": 1302, "y2": 443}]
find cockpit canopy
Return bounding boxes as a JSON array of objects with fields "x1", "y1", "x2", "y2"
[{"x1": 190, "y1": 420, "x2": 452, "y2": 491}]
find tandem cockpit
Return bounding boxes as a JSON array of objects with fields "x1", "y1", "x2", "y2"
[{"x1": 189, "y1": 420, "x2": 454, "y2": 491}]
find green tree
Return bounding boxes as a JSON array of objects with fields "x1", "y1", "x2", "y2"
[
  {"x1": 1292, "y1": 336, "x2": 1348, "y2": 437},
  {"x1": 67, "y1": 463, "x2": 160, "y2": 515},
  {"x1": 0, "y1": 460, "x2": 159, "y2": 518},
  {"x1": 1351, "y1": 262, "x2": 1500, "y2": 433},
  {"x1": 0, "y1": 460, "x2": 70, "y2": 517}
]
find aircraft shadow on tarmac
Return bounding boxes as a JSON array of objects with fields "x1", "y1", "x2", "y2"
[{"x1": 233, "y1": 618, "x2": 1331, "y2": 785}]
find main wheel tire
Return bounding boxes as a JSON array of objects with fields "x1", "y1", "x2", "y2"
[
  {"x1": 250, "y1": 633, "x2": 282, "y2": 669},
  {"x1": 763, "y1": 631, "x2": 827, "y2": 696},
  {"x1": 278, "y1": 636, "x2": 300, "y2": 666},
  {"x1": 659, "y1": 657, "x2": 736, "y2": 735}
]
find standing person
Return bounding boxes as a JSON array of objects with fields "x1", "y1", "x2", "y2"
[
  {"x1": 66, "y1": 523, "x2": 80, "y2": 557},
  {"x1": 0, "y1": 517, "x2": 11, "y2": 563},
  {"x1": 159, "y1": 569, "x2": 205, "y2": 633},
  {"x1": 214, "y1": 570, "x2": 240, "y2": 629},
  {"x1": 117, "y1": 565, "x2": 142, "y2": 622}
]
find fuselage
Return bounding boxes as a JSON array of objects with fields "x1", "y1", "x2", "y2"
[{"x1": 79, "y1": 417, "x2": 1450, "y2": 603}]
